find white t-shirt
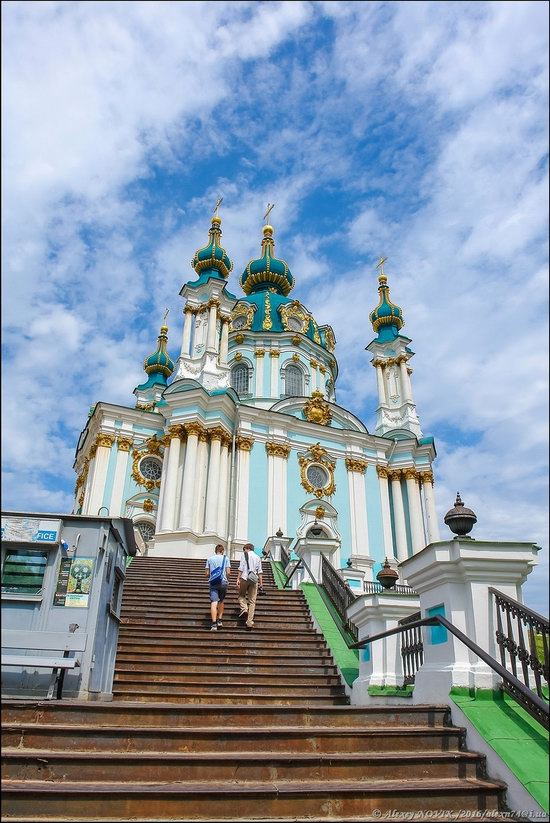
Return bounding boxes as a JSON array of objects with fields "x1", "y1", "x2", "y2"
[{"x1": 238, "y1": 551, "x2": 262, "y2": 581}]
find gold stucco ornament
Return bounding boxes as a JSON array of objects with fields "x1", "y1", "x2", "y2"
[
  {"x1": 303, "y1": 390, "x2": 332, "y2": 426},
  {"x1": 298, "y1": 442, "x2": 336, "y2": 498}
]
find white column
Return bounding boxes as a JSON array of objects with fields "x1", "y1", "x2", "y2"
[
  {"x1": 192, "y1": 431, "x2": 210, "y2": 533},
  {"x1": 87, "y1": 435, "x2": 114, "y2": 515},
  {"x1": 156, "y1": 439, "x2": 171, "y2": 530},
  {"x1": 310, "y1": 361, "x2": 318, "y2": 392},
  {"x1": 181, "y1": 307, "x2": 194, "y2": 356},
  {"x1": 254, "y1": 351, "x2": 265, "y2": 396},
  {"x1": 178, "y1": 424, "x2": 201, "y2": 530},
  {"x1": 235, "y1": 439, "x2": 253, "y2": 540},
  {"x1": 399, "y1": 357, "x2": 413, "y2": 403},
  {"x1": 160, "y1": 426, "x2": 182, "y2": 532},
  {"x1": 270, "y1": 351, "x2": 280, "y2": 398},
  {"x1": 405, "y1": 469, "x2": 426, "y2": 553},
  {"x1": 346, "y1": 460, "x2": 369, "y2": 557},
  {"x1": 217, "y1": 440, "x2": 230, "y2": 538},
  {"x1": 109, "y1": 437, "x2": 132, "y2": 517},
  {"x1": 266, "y1": 443, "x2": 289, "y2": 535},
  {"x1": 219, "y1": 317, "x2": 230, "y2": 365},
  {"x1": 206, "y1": 300, "x2": 219, "y2": 352},
  {"x1": 204, "y1": 430, "x2": 223, "y2": 532},
  {"x1": 376, "y1": 467, "x2": 395, "y2": 559},
  {"x1": 374, "y1": 362, "x2": 387, "y2": 404},
  {"x1": 421, "y1": 473, "x2": 441, "y2": 543},
  {"x1": 390, "y1": 471, "x2": 408, "y2": 562}
]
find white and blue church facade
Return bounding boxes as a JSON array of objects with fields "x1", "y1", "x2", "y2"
[{"x1": 72, "y1": 213, "x2": 441, "y2": 579}]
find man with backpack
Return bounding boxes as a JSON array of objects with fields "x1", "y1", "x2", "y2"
[
  {"x1": 205, "y1": 544, "x2": 230, "y2": 631},
  {"x1": 236, "y1": 543, "x2": 263, "y2": 630}
]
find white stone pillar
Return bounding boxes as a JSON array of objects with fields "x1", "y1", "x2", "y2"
[
  {"x1": 160, "y1": 426, "x2": 182, "y2": 532},
  {"x1": 192, "y1": 431, "x2": 210, "y2": 533},
  {"x1": 219, "y1": 316, "x2": 230, "y2": 365},
  {"x1": 310, "y1": 360, "x2": 318, "y2": 392},
  {"x1": 178, "y1": 423, "x2": 201, "y2": 530},
  {"x1": 217, "y1": 439, "x2": 230, "y2": 538},
  {"x1": 181, "y1": 306, "x2": 194, "y2": 356},
  {"x1": 376, "y1": 466, "x2": 395, "y2": 559},
  {"x1": 87, "y1": 434, "x2": 114, "y2": 515},
  {"x1": 374, "y1": 361, "x2": 387, "y2": 404},
  {"x1": 109, "y1": 436, "x2": 133, "y2": 517},
  {"x1": 404, "y1": 469, "x2": 426, "y2": 553},
  {"x1": 254, "y1": 350, "x2": 265, "y2": 396},
  {"x1": 156, "y1": 438, "x2": 171, "y2": 530},
  {"x1": 390, "y1": 471, "x2": 408, "y2": 562},
  {"x1": 270, "y1": 350, "x2": 280, "y2": 398},
  {"x1": 235, "y1": 437, "x2": 253, "y2": 540},
  {"x1": 204, "y1": 428, "x2": 224, "y2": 532},
  {"x1": 421, "y1": 472, "x2": 440, "y2": 543},
  {"x1": 398, "y1": 356, "x2": 412, "y2": 403},
  {"x1": 401, "y1": 539, "x2": 539, "y2": 700},
  {"x1": 346, "y1": 459, "x2": 369, "y2": 558},
  {"x1": 206, "y1": 300, "x2": 219, "y2": 353},
  {"x1": 347, "y1": 593, "x2": 421, "y2": 704},
  {"x1": 266, "y1": 442, "x2": 290, "y2": 536}
]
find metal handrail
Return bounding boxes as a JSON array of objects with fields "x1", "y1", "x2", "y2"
[
  {"x1": 320, "y1": 554, "x2": 358, "y2": 642},
  {"x1": 350, "y1": 615, "x2": 549, "y2": 730},
  {"x1": 283, "y1": 553, "x2": 318, "y2": 588},
  {"x1": 399, "y1": 610, "x2": 423, "y2": 685},
  {"x1": 364, "y1": 580, "x2": 418, "y2": 596},
  {"x1": 280, "y1": 544, "x2": 290, "y2": 570}
]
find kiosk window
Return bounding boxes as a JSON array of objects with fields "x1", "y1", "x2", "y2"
[{"x1": 2, "y1": 549, "x2": 48, "y2": 595}]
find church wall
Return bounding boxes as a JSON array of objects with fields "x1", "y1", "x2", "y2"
[
  {"x1": 101, "y1": 445, "x2": 118, "y2": 513},
  {"x1": 365, "y1": 466, "x2": 386, "y2": 569},
  {"x1": 286, "y1": 451, "x2": 305, "y2": 539},
  {"x1": 247, "y1": 441, "x2": 269, "y2": 549},
  {"x1": 334, "y1": 459, "x2": 353, "y2": 567}
]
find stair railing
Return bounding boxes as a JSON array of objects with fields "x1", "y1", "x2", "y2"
[
  {"x1": 320, "y1": 553, "x2": 359, "y2": 642},
  {"x1": 489, "y1": 587, "x2": 549, "y2": 702},
  {"x1": 364, "y1": 580, "x2": 418, "y2": 596},
  {"x1": 399, "y1": 610, "x2": 423, "y2": 685},
  {"x1": 280, "y1": 544, "x2": 290, "y2": 570},
  {"x1": 351, "y1": 614, "x2": 549, "y2": 730}
]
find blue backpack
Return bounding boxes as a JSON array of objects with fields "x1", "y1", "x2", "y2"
[{"x1": 210, "y1": 556, "x2": 227, "y2": 585}]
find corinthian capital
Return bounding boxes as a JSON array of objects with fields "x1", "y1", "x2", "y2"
[
  {"x1": 96, "y1": 433, "x2": 115, "y2": 449},
  {"x1": 266, "y1": 442, "x2": 291, "y2": 458}
]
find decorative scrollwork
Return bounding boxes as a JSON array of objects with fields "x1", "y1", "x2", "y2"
[
  {"x1": 303, "y1": 390, "x2": 332, "y2": 426},
  {"x1": 298, "y1": 442, "x2": 336, "y2": 498}
]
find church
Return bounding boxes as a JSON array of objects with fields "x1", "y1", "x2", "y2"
[{"x1": 72, "y1": 208, "x2": 441, "y2": 576}]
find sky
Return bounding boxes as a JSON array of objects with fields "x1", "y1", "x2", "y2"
[{"x1": 2, "y1": 1, "x2": 548, "y2": 612}]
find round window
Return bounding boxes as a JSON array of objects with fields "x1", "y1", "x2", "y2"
[
  {"x1": 231, "y1": 315, "x2": 247, "y2": 330},
  {"x1": 287, "y1": 316, "x2": 303, "y2": 332},
  {"x1": 136, "y1": 521, "x2": 155, "y2": 542},
  {"x1": 306, "y1": 464, "x2": 329, "y2": 489},
  {"x1": 139, "y1": 456, "x2": 162, "y2": 481}
]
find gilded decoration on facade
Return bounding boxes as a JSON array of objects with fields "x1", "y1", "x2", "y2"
[
  {"x1": 303, "y1": 390, "x2": 332, "y2": 426},
  {"x1": 315, "y1": 506, "x2": 326, "y2": 519},
  {"x1": 145, "y1": 436, "x2": 164, "y2": 454},
  {"x1": 184, "y1": 421, "x2": 204, "y2": 438},
  {"x1": 263, "y1": 291, "x2": 273, "y2": 330},
  {"x1": 270, "y1": 350, "x2": 280, "y2": 358},
  {"x1": 234, "y1": 352, "x2": 242, "y2": 361},
  {"x1": 280, "y1": 300, "x2": 309, "y2": 334},
  {"x1": 236, "y1": 436, "x2": 254, "y2": 451},
  {"x1": 376, "y1": 465, "x2": 389, "y2": 479},
  {"x1": 404, "y1": 468, "x2": 419, "y2": 482},
  {"x1": 74, "y1": 458, "x2": 90, "y2": 506},
  {"x1": 208, "y1": 426, "x2": 229, "y2": 443},
  {"x1": 96, "y1": 433, "x2": 115, "y2": 449},
  {"x1": 131, "y1": 449, "x2": 163, "y2": 491},
  {"x1": 298, "y1": 443, "x2": 336, "y2": 499},
  {"x1": 235, "y1": 333, "x2": 245, "y2": 344},
  {"x1": 116, "y1": 437, "x2": 133, "y2": 452},
  {"x1": 291, "y1": 335, "x2": 301, "y2": 346},
  {"x1": 345, "y1": 458, "x2": 368, "y2": 474},
  {"x1": 324, "y1": 327, "x2": 336, "y2": 352},
  {"x1": 418, "y1": 470, "x2": 434, "y2": 485},
  {"x1": 142, "y1": 498, "x2": 155, "y2": 513},
  {"x1": 254, "y1": 349, "x2": 265, "y2": 358},
  {"x1": 265, "y1": 442, "x2": 291, "y2": 458},
  {"x1": 292, "y1": 353, "x2": 300, "y2": 363},
  {"x1": 311, "y1": 318, "x2": 322, "y2": 345},
  {"x1": 230, "y1": 303, "x2": 255, "y2": 331},
  {"x1": 135, "y1": 401, "x2": 156, "y2": 412}
]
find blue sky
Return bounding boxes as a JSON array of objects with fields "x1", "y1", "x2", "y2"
[{"x1": 2, "y1": 1, "x2": 548, "y2": 612}]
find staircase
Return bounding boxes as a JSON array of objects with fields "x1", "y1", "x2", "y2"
[{"x1": 2, "y1": 555, "x2": 510, "y2": 821}]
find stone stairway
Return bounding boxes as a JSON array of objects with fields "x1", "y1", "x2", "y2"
[{"x1": 1, "y1": 555, "x2": 511, "y2": 821}]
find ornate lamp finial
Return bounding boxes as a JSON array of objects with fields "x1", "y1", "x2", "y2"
[
  {"x1": 376, "y1": 557, "x2": 399, "y2": 589},
  {"x1": 444, "y1": 492, "x2": 477, "y2": 538}
]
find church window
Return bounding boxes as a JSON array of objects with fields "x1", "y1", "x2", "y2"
[
  {"x1": 139, "y1": 456, "x2": 162, "y2": 482},
  {"x1": 136, "y1": 521, "x2": 155, "y2": 542},
  {"x1": 1, "y1": 549, "x2": 48, "y2": 596},
  {"x1": 231, "y1": 363, "x2": 250, "y2": 396},
  {"x1": 284, "y1": 364, "x2": 303, "y2": 397},
  {"x1": 306, "y1": 464, "x2": 329, "y2": 489},
  {"x1": 287, "y1": 316, "x2": 303, "y2": 332},
  {"x1": 231, "y1": 315, "x2": 247, "y2": 331}
]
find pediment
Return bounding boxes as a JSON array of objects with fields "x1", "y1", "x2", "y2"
[{"x1": 269, "y1": 397, "x2": 368, "y2": 433}]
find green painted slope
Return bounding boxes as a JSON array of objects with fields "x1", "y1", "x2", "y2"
[
  {"x1": 300, "y1": 582, "x2": 359, "y2": 687},
  {"x1": 451, "y1": 688, "x2": 549, "y2": 812}
]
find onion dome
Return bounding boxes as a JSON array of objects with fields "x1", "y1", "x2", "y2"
[
  {"x1": 369, "y1": 272, "x2": 404, "y2": 336},
  {"x1": 191, "y1": 215, "x2": 233, "y2": 279},
  {"x1": 240, "y1": 224, "x2": 294, "y2": 296},
  {"x1": 143, "y1": 325, "x2": 175, "y2": 380}
]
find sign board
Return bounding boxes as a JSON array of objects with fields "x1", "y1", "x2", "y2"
[
  {"x1": 53, "y1": 558, "x2": 74, "y2": 606},
  {"x1": 1, "y1": 516, "x2": 61, "y2": 545},
  {"x1": 65, "y1": 558, "x2": 94, "y2": 608}
]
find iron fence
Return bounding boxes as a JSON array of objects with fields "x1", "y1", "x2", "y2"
[
  {"x1": 398, "y1": 610, "x2": 423, "y2": 685},
  {"x1": 320, "y1": 554, "x2": 358, "y2": 642}
]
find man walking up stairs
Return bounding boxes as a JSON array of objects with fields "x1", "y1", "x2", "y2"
[{"x1": 1, "y1": 555, "x2": 510, "y2": 821}]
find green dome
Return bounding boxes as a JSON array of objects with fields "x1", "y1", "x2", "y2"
[
  {"x1": 240, "y1": 225, "x2": 294, "y2": 296},
  {"x1": 369, "y1": 274, "x2": 404, "y2": 336},
  {"x1": 143, "y1": 325, "x2": 175, "y2": 379},
  {"x1": 191, "y1": 216, "x2": 233, "y2": 279},
  {"x1": 231, "y1": 293, "x2": 323, "y2": 345}
]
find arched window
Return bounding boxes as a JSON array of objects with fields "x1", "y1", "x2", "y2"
[
  {"x1": 231, "y1": 363, "x2": 250, "y2": 396},
  {"x1": 284, "y1": 364, "x2": 303, "y2": 397}
]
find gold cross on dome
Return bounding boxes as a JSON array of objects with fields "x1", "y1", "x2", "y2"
[
  {"x1": 213, "y1": 197, "x2": 223, "y2": 216},
  {"x1": 264, "y1": 203, "x2": 275, "y2": 224},
  {"x1": 163, "y1": 308, "x2": 170, "y2": 322},
  {"x1": 376, "y1": 256, "x2": 388, "y2": 275}
]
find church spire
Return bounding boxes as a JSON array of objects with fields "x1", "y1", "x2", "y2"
[
  {"x1": 191, "y1": 203, "x2": 233, "y2": 280},
  {"x1": 240, "y1": 208, "x2": 294, "y2": 296},
  {"x1": 369, "y1": 257, "x2": 404, "y2": 342}
]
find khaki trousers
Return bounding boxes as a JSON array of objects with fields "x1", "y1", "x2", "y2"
[{"x1": 238, "y1": 579, "x2": 258, "y2": 625}]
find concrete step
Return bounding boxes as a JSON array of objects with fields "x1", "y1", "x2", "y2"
[
  {"x1": 0, "y1": 777, "x2": 505, "y2": 819},
  {"x1": 110, "y1": 692, "x2": 350, "y2": 705},
  {"x1": 111, "y1": 679, "x2": 347, "y2": 696},
  {"x1": 114, "y1": 659, "x2": 338, "y2": 675},
  {"x1": 116, "y1": 627, "x2": 326, "y2": 644},
  {"x1": 1, "y1": 748, "x2": 485, "y2": 783},
  {"x1": 1, "y1": 701, "x2": 451, "y2": 729},
  {"x1": 114, "y1": 649, "x2": 335, "y2": 665},
  {"x1": 113, "y1": 670, "x2": 343, "y2": 685}
]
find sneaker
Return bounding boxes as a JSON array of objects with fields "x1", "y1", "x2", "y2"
[
  {"x1": 246, "y1": 622, "x2": 254, "y2": 629},
  {"x1": 217, "y1": 620, "x2": 223, "y2": 628},
  {"x1": 238, "y1": 609, "x2": 248, "y2": 618},
  {"x1": 210, "y1": 623, "x2": 218, "y2": 631}
]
